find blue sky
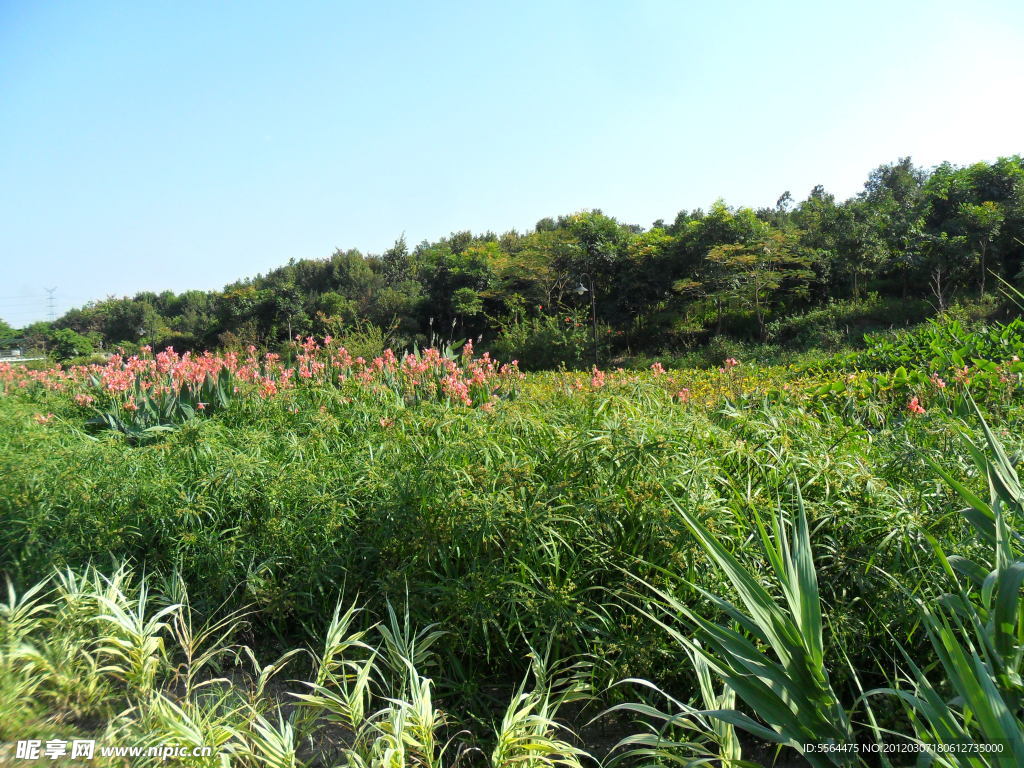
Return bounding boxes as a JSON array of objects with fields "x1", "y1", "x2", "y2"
[{"x1": 1, "y1": 0, "x2": 1022, "y2": 327}]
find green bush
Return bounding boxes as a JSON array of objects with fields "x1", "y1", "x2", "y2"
[
  {"x1": 488, "y1": 311, "x2": 605, "y2": 370},
  {"x1": 765, "y1": 294, "x2": 932, "y2": 350},
  {"x1": 48, "y1": 328, "x2": 95, "y2": 361},
  {"x1": 825, "y1": 314, "x2": 1024, "y2": 372}
]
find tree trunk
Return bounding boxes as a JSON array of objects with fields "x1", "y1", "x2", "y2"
[
  {"x1": 931, "y1": 266, "x2": 946, "y2": 312},
  {"x1": 980, "y1": 244, "x2": 987, "y2": 299}
]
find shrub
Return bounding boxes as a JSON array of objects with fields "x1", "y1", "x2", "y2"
[
  {"x1": 825, "y1": 315, "x2": 1024, "y2": 373},
  {"x1": 48, "y1": 329, "x2": 95, "y2": 361},
  {"x1": 765, "y1": 294, "x2": 932, "y2": 350},
  {"x1": 488, "y1": 311, "x2": 603, "y2": 370}
]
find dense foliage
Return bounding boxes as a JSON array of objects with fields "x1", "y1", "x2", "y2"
[
  {"x1": 2, "y1": 318, "x2": 1023, "y2": 764},
  {"x1": 9, "y1": 156, "x2": 1024, "y2": 366}
]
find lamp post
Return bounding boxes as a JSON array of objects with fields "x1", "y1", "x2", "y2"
[{"x1": 573, "y1": 274, "x2": 599, "y2": 367}]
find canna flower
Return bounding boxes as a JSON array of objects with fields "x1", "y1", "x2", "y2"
[
  {"x1": 0, "y1": 336, "x2": 524, "y2": 416},
  {"x1": 906, "y1": 396, "x2": 926, "y2": 415}
]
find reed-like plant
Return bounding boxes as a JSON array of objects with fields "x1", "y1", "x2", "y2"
[
  {"x1": 490, "y1": 650, "x2": 590, "y2": 768},
  {"x1": 631, "y1": 489, "x2": 855, "y2": 766},
  {"x1": 860, "y1": 405, "x2": 1024, "y2": 766},
  {"x1": 616, "y1": 404, "x2": 1024, "y2": 766}
]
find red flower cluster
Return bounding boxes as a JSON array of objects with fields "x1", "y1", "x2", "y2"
[
  {"x1": 0, "y1": 338, "x2": 523, "y2": 414},
  {"x1": 907, "y1": 396, "x2": 926, "y2": 415}
]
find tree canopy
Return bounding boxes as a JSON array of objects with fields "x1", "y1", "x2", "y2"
[{"x1": 25, "y1": 155, "x2": 1024, "y2": 362}]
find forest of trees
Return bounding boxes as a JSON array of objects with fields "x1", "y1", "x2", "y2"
[{"x1": 8, "y1": 155, "x2": 1024, "y2": 367}]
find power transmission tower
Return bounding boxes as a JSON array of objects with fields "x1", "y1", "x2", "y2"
[{"x1": 45, "y1": 287, "x2": 57, "y2": 321}]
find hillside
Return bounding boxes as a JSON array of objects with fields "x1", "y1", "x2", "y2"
[{"x1": 8, "y1": 155, "x2": 1024, "y2": 369}]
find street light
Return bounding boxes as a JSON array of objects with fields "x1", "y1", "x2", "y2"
[{"x1": 574, "y1": 274, "x2": 599, "y2": 366}]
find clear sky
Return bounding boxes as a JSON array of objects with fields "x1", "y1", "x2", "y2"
[{"x1": 1, "y1": 0, "x2": 1022, "y2": 327}]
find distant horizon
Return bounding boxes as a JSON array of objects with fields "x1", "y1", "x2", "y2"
[{"x1": 3, "y1": 0, "x2": 1023, "y2": 326}]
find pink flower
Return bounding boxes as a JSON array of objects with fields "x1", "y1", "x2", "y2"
[
  {"x1": 74, "y1": 393, "x2": 95, "y2": 406},
  {"x1": 379, "y1": 417, "x2": 394, "y2": 428},
  {"x1": 929, "y1": 373, "x2": 946, "y2": 389},
  {"x1": 676, "y1": 388, "x2": 690, "y2": 403},
  {"x1": 724, "y1": 357, "x2": 739, "y2": 369},
  {"x1": 33, "y1": 413, "x2": 55, "y2": 424},
  {"x1": 590, "y1": 366, "x2": 606, "y2": 389},
  {"x1": 196, "y1": 402, "x2": 207, "y2": 410},
  {"x1": 650, "y1": 362, "x2": 666, "y2": 376},
  {"x1": 907, "y1": 396, "x2": 925, "y2": 415}
]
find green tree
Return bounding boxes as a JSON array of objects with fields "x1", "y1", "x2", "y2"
[
  {"x1": 957, "y1": 201, "x2": 1004, "y2": 297},
  {"x1": 670, "y1": 202, "x2": 771, "y2": 334},
  {"x1": 380, "y1": 236, "x2": 410, "y2": 286},
  {"x1": 49, "y1": 328, "x2": 95, "y2": 361},
  {"x1": 563, "y1": 210, "x2": 627, "y2": 277},
  {"x1": 860, "y1": 157, "x2": 929, "y2": 295},
  {"x1": 452, "y1": 287, "x2": 483, "y2": 322},
  {"x1": 0, "y1": 317, "x2": 16, "y2": 344},
  {"x1": 100, "y1": 299, "x2": 162, "y2": 345},
  {"x1": 706, "y1": 230, "x2": 815, "y2": 340}
]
